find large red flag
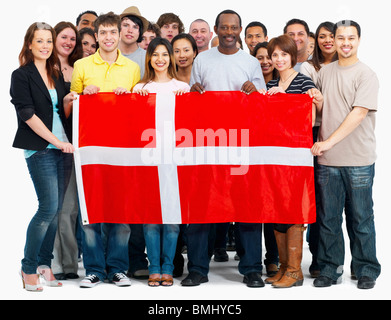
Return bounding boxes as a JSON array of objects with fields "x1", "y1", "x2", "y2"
[{"x1": 73, "y1": 91, "x2": 316, "y2": 225}]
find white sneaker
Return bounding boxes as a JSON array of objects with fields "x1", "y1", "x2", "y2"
[
  {"x1": 80, "y1": 274, "x2": 102, "y2": 288},
  {"x1": 112, "y1": 273, "x2": 132, "y2": 287}
]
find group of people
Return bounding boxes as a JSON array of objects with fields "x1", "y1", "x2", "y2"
[{"x1": 11, "y1": 5, "x2": 381, "y2": 293}]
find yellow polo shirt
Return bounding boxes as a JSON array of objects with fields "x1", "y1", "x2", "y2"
[{"x1": 71, "y1": 49, "x2": 141, "y2": 94}]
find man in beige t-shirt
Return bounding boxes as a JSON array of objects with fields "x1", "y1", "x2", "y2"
[{"x1": 311, "y1": 20, "x2": 381, "y2": 290}]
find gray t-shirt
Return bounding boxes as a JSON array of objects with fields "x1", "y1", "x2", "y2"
[
  {"x1": 123, "y1": 47, "x2": 146, "y2": 80},
  {"x1": 317, "y1": 61, "x2": 379, "y2": 167},
  {"x1": 190, "y1": 47, "x2": 266, "y2": 91}
]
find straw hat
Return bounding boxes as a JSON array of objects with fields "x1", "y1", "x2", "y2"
[{"x1": 120, "y1": 6, "x2": 149, "y2": 33}]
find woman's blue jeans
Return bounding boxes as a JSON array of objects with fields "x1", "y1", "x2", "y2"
[
  {"x1": 22, "y1": 149, "x2": 73, "y2": 274},
  {"x1": 143, "y1": 224, "x2": 180, "y2": 275},
  {"x1": 316, "y1": 164, "x2": 381, "y2": 281}
]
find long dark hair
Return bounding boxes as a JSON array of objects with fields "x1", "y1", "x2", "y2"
[
  {"x1": 309, "y1": 21, "x2": 338, "y2": 72},
  {"x1": 19, "y1": 22, "x2": 60, "y2": 85},
  {"x1": 172, "y1": 33, "x2": 198, "y2": 57},
  {"x1": 252, "y1": 42, "x2": 279, "y2": 81},
  {"x1": 140, "y1": 37, "x2": 178, "y2": 85},
  {"x1": 171, "y1": 33, "x2": 198, "y2": 71}
]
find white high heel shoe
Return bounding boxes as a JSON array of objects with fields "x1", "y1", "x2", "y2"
[
  {"x1": 37, "y1": 265, "x2": 63, "y2": 287},
  {"x1": 20, "y1": 270, "x2": 43, "y2": 292}
]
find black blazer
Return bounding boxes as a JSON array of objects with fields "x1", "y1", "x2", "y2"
[{"x1": 10, "y1": 62, "x2": 71, "y2": 150}]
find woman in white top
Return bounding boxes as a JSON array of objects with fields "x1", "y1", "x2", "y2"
[{"x1": 133, "y1": 38, "x2": 189, "y2": 287}]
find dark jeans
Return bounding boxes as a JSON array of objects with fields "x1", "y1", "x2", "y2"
[
  {"x1": 128, "y1": 224, "x2": 148, "y2": 273},
  {"x1": 187, "y1": 223, "x2": 262, "y2": 276},
  {"x1": 316, "y1": 164, "x2": 381, "y2": 281}
]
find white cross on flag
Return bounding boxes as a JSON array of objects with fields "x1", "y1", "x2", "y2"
[{"x1": 73, "y1": 91, "x2": 316, "y2": 225}]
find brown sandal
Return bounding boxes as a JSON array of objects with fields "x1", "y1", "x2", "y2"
[
  {"x1": 148, "y1": 276, "x2": 161, "y2": 287},
  {"x1": 161, "y1": 276, "x2": 173, "y2": 287}
]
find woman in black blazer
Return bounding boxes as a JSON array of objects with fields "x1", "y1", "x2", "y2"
[{"x1": 10, "y1": 22, "x2": 77, "y2": 291}]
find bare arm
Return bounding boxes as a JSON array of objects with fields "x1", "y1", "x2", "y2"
[
  {"x1": 25, "y1": 115, "x2": 74, "y2": 153},
  {"x1": 311, "y1": 106, "x2": 368, "y2": 156}
]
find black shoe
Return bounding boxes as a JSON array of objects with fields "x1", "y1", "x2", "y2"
[
  {"x1": 213, "y1": 248, "x2": 229, "y2": 262},
  {"x1": 313, "y1": 275, "x2": 340, "y2": 287},
  {"x1": 54, "y1": 273, "x2": 67, "y2": 281},
  {"x1": 357, "y1": 276, "x2": 376, "y2": 289},
  {"x1": 243, "y1": 272, "x2": 265, "y2": 288},
  {"x1": 181, "y1": 272, "x2": 208, "y2": 286},
  {"x1": 65, "y1": 273, "x2": 79, "y2": 280}
]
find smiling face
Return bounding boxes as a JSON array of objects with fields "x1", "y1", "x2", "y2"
[
  {"x1": 56, "y1": 27, "x2": 76, "y2": 58},
  {"x1": 120, "y1": 18, "x2": 140, "y2": 46},
  {"x1": 151, "y1": 44, "x2": 171, "y2": 73},
  {"x1": 81, "y1": 33, "x2": 97, "y2": 57},
  {"x1": 173, "y1": 38, "x2": 196, "y2": 69},
  {"x1": 96, "y1": 24, "x2": 120, "y2": 53},
  {"x1": 245, "y1": 26, "x2": 267, "y2": 53},
  {"x1": 215, "y1": 13, "x2": 242, "y2": 53},
  {"x1": 335, "y1": 26, "x2": 360, "y2": 62},
  {"x1": 29, "y1": 29, "x2": 53, "y2": 62},
  {"x1": 286, "y1": 23, "x2": 308, "y2": 55},
  {"x1": 190, "y1": 21, "x2": 212, "y2": 52},
  {"x1": 255, "y1": 47, "x2": 274, "y2": 77},
  {"x1": 318, "y1": 27, "x2": 335, "y2": 56},
  {"x1": 271, "y1": 46, "x2": 292, "y2": 72}
]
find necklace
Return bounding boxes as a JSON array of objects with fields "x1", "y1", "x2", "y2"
[{"x1": 279, "y1": 70, "x2": 297, "y2": 85}]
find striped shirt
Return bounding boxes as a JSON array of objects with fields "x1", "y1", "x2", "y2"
[{"x1": 267, "y1": 72, "x2": 315, "y2": 94}]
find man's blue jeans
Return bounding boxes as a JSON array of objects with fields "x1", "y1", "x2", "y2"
[
  {"x1": 316, "y1": 164, "x2": 381, "y2": 281},
  {"x1": 81, "y1": 222, "x2": 131, "y2": 281},
  {"x1": 143, "y1": 224, "x2": 180, "y2": 275},
  {"x1": 23, "y1": 149, "x2": 72, "y2": 274}
]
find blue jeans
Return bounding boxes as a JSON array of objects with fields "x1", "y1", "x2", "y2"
[
  {"x1": 22, "y1": 149, "x2": 72, "y2": 274},
  {"x1": 143, "y1": 224, "x2": 179, "y2": 275},
  {"x1": 81, "y1": 222, "x2": 131, "y2": 281},
  {"x1": 316, "y1": 164, "x2": 381, "y2": 281},
  {"x1": 187, "y1": 223, "x2": 262, "y2": 276}
]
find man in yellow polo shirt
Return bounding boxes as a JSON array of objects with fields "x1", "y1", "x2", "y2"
[
  {"x1": 71, "y1": 12, "x2": 140, "y2": 95},
  {"x1": 71, "y1": 12, "x2": 140, "y2": 289}
]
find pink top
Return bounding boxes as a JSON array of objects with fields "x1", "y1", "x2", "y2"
[{"x1": 133, "y1": 79, "x2": 190, "y2": 94}]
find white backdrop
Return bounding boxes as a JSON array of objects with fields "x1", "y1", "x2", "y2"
[{"x1": 1, "y1": 0, "x2": 389, "y2": 300}]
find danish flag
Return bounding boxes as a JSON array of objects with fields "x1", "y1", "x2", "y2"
[{"x1": 73, "y1": 91, "x2": 316, "y2": 225}]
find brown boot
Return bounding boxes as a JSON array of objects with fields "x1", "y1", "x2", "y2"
[
  {"x1": 265, "y1": 230, "x2": 287, "y2": 284},
  {"x1": 272, "y1": 225, "x2": 305, "y2": 288}
]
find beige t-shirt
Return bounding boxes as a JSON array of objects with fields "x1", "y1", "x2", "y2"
[{"x1": 317, "y1": 61, "x2": 379, "y2": 167}]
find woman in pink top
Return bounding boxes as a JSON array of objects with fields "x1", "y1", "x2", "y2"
[
  {"x1": 133, "y1": 38, "x2": 189, "y2": 287},
  {"x1": 133, "y1": 37, "x2": 190, "y2": 94}
]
